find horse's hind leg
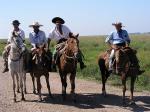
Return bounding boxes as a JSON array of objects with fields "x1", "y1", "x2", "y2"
[
  {"x1": 122, "y1": 78, "x2": 127, "y2": 105},
  {"x1": 20, "y1": 73, "x2": 25, "y2": 101},
  {"x1": 70, "y1": 73, "x2": 76, "y2": 102},
  {"x1": 45, "y1": 73, "x2": 52, "y2": 98},
  {"x1": 23, "y1": 72, "x2": 27, "y2": 94},
  {"x1": 36, "y1": 77, "x2": 42, "y2": 101},
  {"x1": 30, "y1": 73, "x2": 36, "y2": 94},
  {"x1": 11, "y1": 72, "x2": 16, "y2": 102},
  {"x1": 129, "y1": 76, "x2": 136, "y2": 105},
  {"x1": 16, "y1": 73, "x2": 20, "y2": 93}
]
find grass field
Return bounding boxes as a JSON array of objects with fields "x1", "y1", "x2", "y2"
[{"x1": 0, "y1": 34, "x2": 150, "y2": 91}]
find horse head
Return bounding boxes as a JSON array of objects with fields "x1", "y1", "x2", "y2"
[
  {"x1": 64, "y1": 33, "x2": 79, "y2": 60},
  {"x1": 32, "y1": 45, "x2": 47, "y2": 70},
  {"x1": 115, "y1": 49, "x2": 130, "y2": 75}
]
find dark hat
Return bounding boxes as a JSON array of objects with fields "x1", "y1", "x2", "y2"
[
  {"x1": 12, "y1": 20, "x2": 20, "y2": 25},
  {"x1": 52, "y1": 17, "x2": 65, "y2": 24}
]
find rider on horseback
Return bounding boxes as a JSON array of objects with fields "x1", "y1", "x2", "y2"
[
  {"x1": 48, "y1": 17, "x2": 86, "y2": 71},
  {"x1": 2, "y1": 20, "x2": 25, "y2": 73},
  {"x1": 26, "y1": 22, "x2": 51, "y2": 72},
  {"x1": 105, "y1": 22, "x2": 144, "y2": 75}
]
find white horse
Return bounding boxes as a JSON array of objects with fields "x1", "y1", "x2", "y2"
[{"x1": 8, "y1": 37, "x2": 26, "y2": 102}]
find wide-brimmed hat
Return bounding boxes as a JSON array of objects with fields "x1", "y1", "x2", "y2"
[
  {"x1": 12, "y1": 20, "x2": 20, "y2": 25},
  {"x1": 29, "y1": 22, "x2": 43, "y2": 27},
  {"x1": 112, "y1": 22, "x2": 124, "y2": 27},
  {"x1": 52, "y1": 17, "x2": 65, "y2": 24}
]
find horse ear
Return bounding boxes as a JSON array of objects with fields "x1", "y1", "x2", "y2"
[
  {"x1": 75, "y1": 33, "x2": 79, "y2": 38},
  {"x1": 69, "y1": 32, "x2": 73, "y2": 37}
]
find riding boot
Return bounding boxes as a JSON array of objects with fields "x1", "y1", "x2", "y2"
[
  {"x1": 108, "y1": 49, "x2": 115, "y2": 73},
  {"x1": 78, "y1": 51, "x2": 86, "y2": 70},
  {"x1": 2, "y1": 59, "x2": 9, "y2": 73}
]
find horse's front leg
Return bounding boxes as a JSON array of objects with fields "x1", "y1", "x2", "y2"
[
  {"x1": 70, "y1": 73, "x2": 76, "y2": 102},
  {"x1": 16, "y1": 73, "x2": 20, "y2": 93},
  {"x1": 45, "y1": 73, "x2": 53, "y2": 98},
  {"x1": 20, "y1": 73, "x2": 25, "y2": 101},
  {"x1": 36, "y1": 76, "x2": 42, "y2": 101},
  {"x1": 30, "y1": 73, "x2": 36, "y2": 94},
  {"x1": 122, "y1": 77, "x2": 127, "y2": 105},
  {"x1": 129, "y1": 76, "x2": 136, "y2": 105},
  {"x1": 11, "y1": 72, "x2": 16, "y2": 102},
  {"x1": 60, "y1": 74, "x2": 67, "y2": 101}
]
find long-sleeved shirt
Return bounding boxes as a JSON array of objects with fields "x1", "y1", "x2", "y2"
[
  {"x1": 29, "y1": 30, "x2": 47, "y2": 48},
  {"x1": 8, "y1": 29, "x2": 25, "y2": 48},
  {"x1": 48, "y1": 25, "x2": 71, "y2": 42},
  {"x1": 105, "y1": 29, "x2": 131, "y2": 45}
]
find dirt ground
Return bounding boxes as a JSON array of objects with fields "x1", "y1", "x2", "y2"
[{"x1": 0, "y1": 58, "x2": 149, "y2": 112}]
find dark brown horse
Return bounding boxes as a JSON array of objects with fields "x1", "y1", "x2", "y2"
[
  {"x1": 57, "y1": 34, "x2": 79, "y2": 101},
  {"x1": 98, "y1": 47, "x2": 139, "y2": 105},
  {"x1": 31, "y1": 47, "x2": 52, "y2": 101}
]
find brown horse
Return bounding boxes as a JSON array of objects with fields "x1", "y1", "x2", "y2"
[
  {"x1": 57, "y1": 34, "x2": 79, "y2": 101},
  {"x1": 98, "y1": 47, "x2": 139, "y2": 105},
  {"x1": 31, "y1": 47, "x2": 52, "y2": 101}
]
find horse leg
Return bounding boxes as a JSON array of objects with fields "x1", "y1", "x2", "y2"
[
  {"x1": 129, "y1": 76, "x2": 136, "y2": 105},
  {"x1": 60, "y1": 74, "x2": 67, "y2": 101},
  {"x1": 23, "y1": 72, "x2": 27, "y2": 94},
  {"x1": 11, "y1": 72, "x2": 16, "y2": 102},
  {"x1": 122, "y1": 78, "x2": 127, "y2": 105},
  {"x1": 70, "y1": 73, "x2": 76, "y2": 102},
  {"x1": 20, "y1": 73, "x2": 25, "y2": 101},
  {"x1": 36, "y1": 77, "x2": 42, "y2": 101},
  {"x1": 102, "y1": 74, "x2": 107, "y2": 97},
  {"x1": 45, "y1": 73, "x2": 53, "y2": 98},
  {"x1": 30, "y1": 73, "x2": 36, "y2": 94},
  {"x1": 16, "y1": 73, "x2": 20, "y2": 93},
  {"x1": 99, "y1": 59, "x2": 108, "y2": 97}
]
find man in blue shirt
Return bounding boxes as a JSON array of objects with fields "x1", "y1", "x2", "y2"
[
  {"x1": 105, "y1": 22, "x2": 130, "y2": 72},
  {"x1": 105, "y1": 22, "x2": 144, "y2": 75}
]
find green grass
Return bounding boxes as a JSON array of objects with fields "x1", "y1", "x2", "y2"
[{"x1": 0, "y1": 34, "x2": 150, "y2": 91}]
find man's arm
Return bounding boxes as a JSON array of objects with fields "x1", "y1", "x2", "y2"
[
  {"x1": 105, "y1": 32, "x2": 113, "y2": 45},
  {"x1": 124, "y1": 30, "x2": 131, "y2": 46}
]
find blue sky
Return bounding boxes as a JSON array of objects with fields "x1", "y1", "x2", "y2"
[{"x1": 0, "y1": 0, "x2": 150, "y2": 38}]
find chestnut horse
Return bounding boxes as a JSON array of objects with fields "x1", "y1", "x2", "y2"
[
  {"x1": 98, "y1": 47, "x2": 139, "y2": 105},
  {"x1": 31, "y1": 47, "x2": 52, "y2": 101},
  {"x1": 57, "y1": 34, "x2": 79, "y2": 101}
]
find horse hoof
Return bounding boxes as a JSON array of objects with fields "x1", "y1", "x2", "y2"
[
  {"x1": 33, "y1": 91, "x2": 36, "y2": 94},
  {"x1": 102, "y1": 92, "x2": 107, "y2": 97},
  {"x1": 25, "y1": 91, "x2": 27, "y2": 94},
  {"x1": 21, "y1": 98, "x2": 25, "y2": 101},
  {"x1": 17, "y1": 90, "x2": 20, "y2": 93},
  {"x1": 49, "y1": 94, "x2": 53, "y2": 99},
  {"x1": 13, "y1": 99, "x2": 16, "y2": 103}
]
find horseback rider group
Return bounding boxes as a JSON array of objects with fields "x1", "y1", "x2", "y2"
[
  {"x1": 2, "y1": 17, "x2": 86, "y2": 73},
  {"x1": 2, "y1": 18, "x2": 144, "y2": 75}
]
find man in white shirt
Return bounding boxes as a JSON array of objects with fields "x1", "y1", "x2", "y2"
[
  {"x1": 48, "y1": 17, "x2": 86, "y2": 71},
  {"x1": 2, "y1": 20, "x2": 25, "y2": 73}
]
